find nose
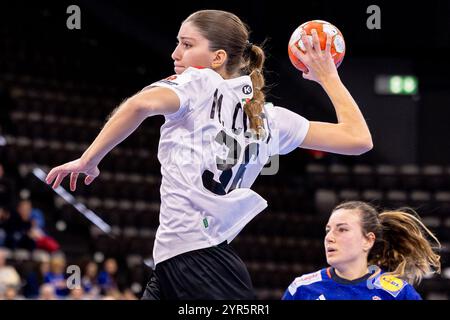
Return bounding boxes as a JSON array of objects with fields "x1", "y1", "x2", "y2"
[
  {"x1": 171, "y1": 44, "x2": 181, "y2": 62},
  {"x1": 325, "y1": 231, "x2": 335, "y2": 244}
]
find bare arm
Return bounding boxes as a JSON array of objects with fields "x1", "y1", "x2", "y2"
[
  {"x1": 46, "y1": 87, "x2": 179, "y2": 190},
  {"x1": 291, "y1": 29, "x2": 373, "y2": 155},
  {"x1": 301, "y1": 75, "x2": 373, "y2": 155},
  {"x1": 81, "y1": 87, "x2": 179, "y2": 166}
]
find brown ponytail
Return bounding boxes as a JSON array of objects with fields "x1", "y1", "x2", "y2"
[
  {"x1": 243, "y1": 44, "x2": 267, "y2": 140},
  {"x1": 333, "y1": 201, "x2": 441, "y2": 285},
  {"x1": 372, "y1": 210, "x2": 441, "y2": 285}
]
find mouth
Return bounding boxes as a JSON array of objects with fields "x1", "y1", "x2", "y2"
[{"x1": 326, "y1": 248, "x2": 337, "y2": 254}]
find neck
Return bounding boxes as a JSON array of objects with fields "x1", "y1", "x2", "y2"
[
  {"x1": 334, "y1": 259, "x2": 369, "y2": 281},
  {"x1": 213, "y1": 66, "x2": 239, "y2": 79}
]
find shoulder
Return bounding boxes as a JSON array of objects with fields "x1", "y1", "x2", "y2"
[
  {"x1": 287, "y1": 269, "x2": 327, "y2": 295},
  {"x1": 263, "y1": 103, "x2": 307, "y2": 124},
  {"x1": 373, "y1": 273, "x2": 419, "y2": 299},
  {"x1": 148, "y1": 67, "x2": 221, "y2": 90},
  {"x1": 263, "y1": 103, "x2": 289, "y2": 125}
]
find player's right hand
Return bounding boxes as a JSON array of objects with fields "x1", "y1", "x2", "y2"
[{"x1": 45, "y1": 158, "x2": 100, "y2": 191}]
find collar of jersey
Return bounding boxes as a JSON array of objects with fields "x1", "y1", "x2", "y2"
[
  {"x1": 328, "y1": 267, "x2": 372, "y2": 285},
  {"x1": 188, "y1": 67, "x2": 251, "y2": 85},
  {"x1": 221, "y1": 75, "x2": 252, "y2": 91}
]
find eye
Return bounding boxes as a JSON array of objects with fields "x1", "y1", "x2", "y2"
[
  {"x1": 339, "y1": 228, "x2": 348, "y2": 232},
  {"x1": 177, "y1": 41, "x2": 192, "y2": 49}
]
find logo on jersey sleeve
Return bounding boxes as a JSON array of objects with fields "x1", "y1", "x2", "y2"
[
  {"x1": 288, "y1": 271, "x2": 322, "y2": 295},
  {"x1": 165, "y1": 75, "x2": 178, "y2": 81},
  {"x1": 156, "y1": 69, "x2": 197, "y2": 86},
  {"x1": 373, "y1": 274, "x2": 405, "y2": 297},
  {"x1": 242, "y1": 85, "x2": 252, "y2": 95},
  {"x1": 155, "y1": 74, "x2": 180, "y2": 86}
]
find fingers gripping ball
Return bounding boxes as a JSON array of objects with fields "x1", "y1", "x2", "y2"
[{"x1": 288, "y1": 20, "x2": 346, "y2": 73}]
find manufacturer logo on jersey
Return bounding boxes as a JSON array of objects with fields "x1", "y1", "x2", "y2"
[
  {"x1": 372, "y1": 296, "x2": 382, "y2": 300},
  {"x1": 316, "y1": 294, "x2": 326, "y2": 300},
  {"x1": 242, "y1": 85, "x2": 252, "y2": 95},
  {"x1": 288, "y1": 270, "x2": 323, "y2": 295}
]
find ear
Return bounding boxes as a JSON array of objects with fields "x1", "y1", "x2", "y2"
[
  {"x1": 363, "y1": 232, "x2": 376, "y2": 252},
  {"x1": 211, "y1": 49, "x2": 227, "y2": 69}
]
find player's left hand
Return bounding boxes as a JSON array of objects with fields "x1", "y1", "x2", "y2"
[{"x1": 289, "y1": 29, "x2": 339, "y2": 84}]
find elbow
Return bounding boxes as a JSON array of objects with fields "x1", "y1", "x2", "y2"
[
  {"x1": 126, "y1": 96, "x2": 154, "y2": 118},
  {"x1": 352, "y1": 136, "x2": 373, "y2": 155}
]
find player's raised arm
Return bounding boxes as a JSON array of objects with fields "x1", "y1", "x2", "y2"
[
  {"x1": 289, "y1": 25, "x2": 373, "y2": 156},
  {"x1": 300, "y1": 73, "x2": 373, "y2": 155},
  {"x1": 45, "y1": 87, "x2": 179, "y2": 190}
]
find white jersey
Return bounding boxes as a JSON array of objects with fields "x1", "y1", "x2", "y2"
[{"x1": 145, "y1": 67, "x2": 310, "y2": 265}]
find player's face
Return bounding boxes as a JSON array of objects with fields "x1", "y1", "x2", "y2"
[
  {"x1": 171, "y1": 22, "x2": 216, "y2": 74},
  {"x1": 324, "y1": 209, "x2": 370, "y2": 268}
]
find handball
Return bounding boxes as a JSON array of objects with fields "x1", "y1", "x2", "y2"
[{"x1": 288, "y1": 20, "x2": 346, "y2": 73}]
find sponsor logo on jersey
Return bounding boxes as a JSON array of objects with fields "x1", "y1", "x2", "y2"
[
  {"x1": 288, "y1": 271, "x2": 323, "y2": 295},
  {"x1": 158, "y1": 79, "x2": 179, "y2": 86},
  {"x1": 372, "y1": 296, "x2": 382, "y2": 300},
  {"x1": 374, "y1": 274, "x2": 405, "y2": 297}
]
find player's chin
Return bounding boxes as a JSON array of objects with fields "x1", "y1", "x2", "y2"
[
  {"x1": 174, "y1": 66, "x2": 185, "y2": 74},
  {"x1": 325, "y1": 255, "x2": 337, "y2": 265}
]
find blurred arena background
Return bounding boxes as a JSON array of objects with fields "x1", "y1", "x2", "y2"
[{"x1": 0, "y1": 0, "x2": 449, "y2": 300}]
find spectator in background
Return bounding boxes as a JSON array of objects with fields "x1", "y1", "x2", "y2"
[
  {"x1": 30, "y1": 205, "x2": 46, "y2": 230},
  {"x1": 38, "y1": 283, "x2": 56, "y2": 300},
  {"x1": 4, "y1": 285, "x2": 26, "y2": 300},
  {"x1": 0, "y1": 206, "x2": 13, "y2": 247},
  {"x1": 122, "y1": 288, "x2": 138, "y2": 300},
  {"x1": 23, "y1": 258, "x2": 50, "y2": 298},
  {"x1": 81, "y1": 261, "x2": 100, "y2": 298},
  {"x1": 0, "y1": 248, "x2": 21, "y2": 296},
  {"x1": 16, "y1": 199, "x2": 59, "y2": 252},
  {"x1": 5, "y1": 200, "x2": 35, "y2": 251},
  {"x1": 2, "y1": 286, "x2": 23, "y2": 300},
  {"x1": 98, "y1": 258, "x2": 119, "y2": 296},
  {"x1": 68, "y1": 286, "x2": 87, "y2": 300},
  {"x1": 44, "y1": 254, "x2": 69, "y2": 298}
]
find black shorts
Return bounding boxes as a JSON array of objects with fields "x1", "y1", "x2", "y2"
[{"x1": 141, "y1": 241, "x2": 256, "y2": 300}]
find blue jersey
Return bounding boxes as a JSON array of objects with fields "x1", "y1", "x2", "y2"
[{"x1": 282, "y1": 268, "x2": 422, "y2": 300}]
